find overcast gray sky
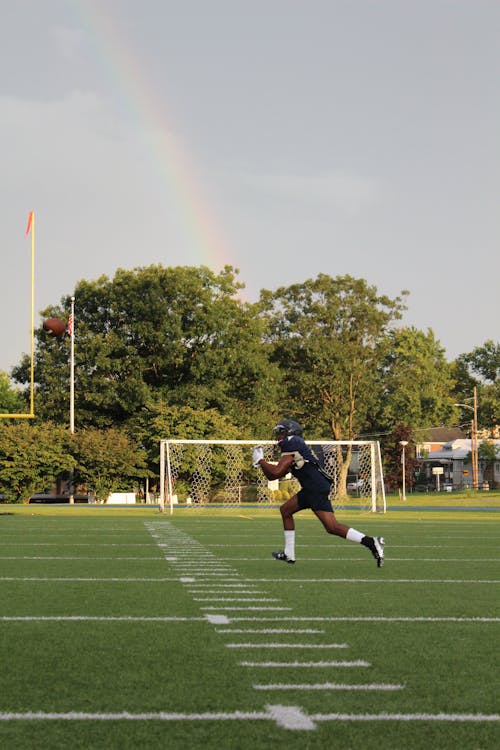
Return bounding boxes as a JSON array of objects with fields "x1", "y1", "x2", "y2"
[{"x1": 1, "y1": 0, "x2": 498, "y2": 374}]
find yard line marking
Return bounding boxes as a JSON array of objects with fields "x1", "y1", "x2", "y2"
[
  {"x1": 228, "y1": 616, "x2": 500, "y2": 623},
  {"x1": 0, "y1": 708, "x2": 495, "y2": 728},
  {"x1": 205, "y1": 614, "x2": 230, "y2": 624},
  {"x1": 235, "y1": 577, "x2": 500, "y2": 584},
  {"x1": 240, "y1": 660, "x2": 370, "y2": 667},
  {"x1": 188, "y1": 590, "x2": 264, "y2": 595},
  {"x1": 311, "y1": 712, "x2": 500, "y2": 723},
  {"x1": 0, "y1": 709, "x2": 270, "y2": 722},
  {"x1": 255, "y1": 683, "x2": 404, "y2": 691},
  {"x1": 0, "y1": 616, "x2": 207, "y2": 622},
  {"x1": 266, "y1": 705, "x2": 315, "y2": 730},
  {"x1": 225, "y1": 643, "x2": 349, "y2": 650},
  {"x1": 217, "y1": 629, "x2": 324, "y2": 634},
  {"x1": 190, "y1": 557, "x2": 500, "y2": 563},
  {"x1": 201, "y1": 606, "x2": 292, "y2": 611},
  {"x1": 0, "y1": 543, "x2": 156, "y2": 547},
  {"x1": 0, "y1": 556, "x2": 163, "y2": 561},
  {"x1": 0, "y1": 577, "x2": 189, "y2": 582},
  {"x1": 193, "y1": 598, "x2": 280, "y2": 603}
]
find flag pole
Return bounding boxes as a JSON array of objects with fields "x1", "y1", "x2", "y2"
[
  {"x1": 29, "y1": 211, "x2": 35, "y2": 417},
  {"x1": 69, "y1": 296, "x2": 75, "y2": 503}
]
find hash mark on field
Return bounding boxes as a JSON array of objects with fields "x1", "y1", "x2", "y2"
[
  {"x1": 240, "y1": 661, "x2": 370, "y2": 668},
  {"x1": 226, "y1": 643, "x2": 348, "y2": 649},
  {"x1": 255, "y1": 683, "x2": 404, "y2": 691},
  {"x1": 217, "y1": 628, "x2": 324, "y2": 634}
]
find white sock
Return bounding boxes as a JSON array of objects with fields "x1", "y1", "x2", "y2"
[
  {"x1": 346, "y1": 528, "x2": 365, "y2": 544},
  {"x1": 284, "y1": 530, "x2": 295, "y2": 560}
]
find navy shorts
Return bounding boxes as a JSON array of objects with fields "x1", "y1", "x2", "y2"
[{"x1": 297, "y1": 488, "x2": 334, "y2": 513}]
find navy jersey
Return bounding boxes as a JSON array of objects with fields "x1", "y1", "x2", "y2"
[{"x1": 278, "y1": 435, "x2": 331, "y2": 493}]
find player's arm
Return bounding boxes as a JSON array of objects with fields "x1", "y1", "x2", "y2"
[{"x1": 253, "y1": 451, "x2": 294, "y2": 480}]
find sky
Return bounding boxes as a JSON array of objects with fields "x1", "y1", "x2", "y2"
[{"x1": 1, "y1": 0, "x2": 498, "y2": 374}]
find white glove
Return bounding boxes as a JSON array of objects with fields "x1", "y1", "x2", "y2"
[{"x1": 252, "y1": 446, "x2": 264, "y2": 468}]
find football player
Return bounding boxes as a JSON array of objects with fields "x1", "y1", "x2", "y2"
[{"x1": 252, "y1": 419, "x2": 384, "y2": 566}]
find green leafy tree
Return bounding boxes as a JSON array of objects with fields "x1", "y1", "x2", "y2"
[
  {"x1": 130, "y1": 401, "x2": 242, "y2": 485},
  {"x1": 12, "y1": 265, "x2": 281, "y2": 434},
  {"x1": 381, "y1": 424, "x2": 418, "y2": 494},
  {"x1": 0, "y1": 371, "x2": 25, "y2": 414},
  {"x1": 260, "y1": 274, "x2": 407, "y2": 437},
  {"x1": 374, "y1": 327, "x2": 456, "y2": 432},
  {"x1": 451, "y1": 340, "x2": 500, "y2": 434},
  {"x1": 259, "y1": 274, "x2": 407, "y2": 491},
  {"x1": 71, "y1": 428, "x2": 149, "y2": 502},
  {"x1": 0, "y1": 422, "x2": 75, "y2": 503}
]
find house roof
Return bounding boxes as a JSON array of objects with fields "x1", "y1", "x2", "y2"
[
  {"x1": 421, "y1": 427, "x2": 466, "y2": 442},
  {"x1": 424, "y1": 438, "x2": 500, "y2": 461}
]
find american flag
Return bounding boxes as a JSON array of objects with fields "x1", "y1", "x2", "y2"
[{"x1": 67, "y1": 313, "x2": 74, "y2": 337}]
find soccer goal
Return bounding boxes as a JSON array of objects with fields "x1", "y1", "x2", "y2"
[{"x1": 159, "y1": 439, "x2": 386, "y2": 514}]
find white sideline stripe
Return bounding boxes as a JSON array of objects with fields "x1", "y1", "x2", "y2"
[
  {"x1": 254, "y1": 683, "x2": 404, "y2": 691},
  {"x1": 311, "y1": 712, "x2": 500, "y2": 723},
  {"x1": 217, "y1": 629, "x2": 325, "y2": 634},
  {"x1": 226, "y1": 643, "x2": 348, "y2": 649},
  {"x1": 228, "y1": 616, "x2": 500, "y2": 623},
  {"x1": 0, "y1": 709, "x2": 496, "y2": 727},
  {"x1": 0, "y1": 577, "x2": 187, "y2": 582},
  {"x1": 0, "y1": 556, "x2": 163, "y2": 561},
  {"x1": 0, "y1": 616, "x2": 206, "y2": 622},
  {"x1": 0, "y1": 543, "x2": 156, "y2": 547},
  {"x1": 240, "y1": 661, "x2": 370, "y2": 668},
  {"x1": 239, "y1": 576, "x2": 500, "y2": 584}
]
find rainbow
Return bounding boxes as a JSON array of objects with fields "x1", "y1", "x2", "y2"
[{"x1": 69, "y1": 0, "x2": 233, "y2": 272}]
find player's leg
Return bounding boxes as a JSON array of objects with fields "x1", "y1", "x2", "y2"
[
  {"x1": 272, "y1": 495, "x2": 300, "y2": 563},
  {"x1": 314, "y1": 509, "x2": 385, "y2": 567}
]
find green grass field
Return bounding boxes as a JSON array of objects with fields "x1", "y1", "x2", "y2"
[{"x1": 0, "y1": 504, "x2": 498, "y2": 749}]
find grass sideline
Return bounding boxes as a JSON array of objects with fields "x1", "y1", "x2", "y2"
[{"x1": 0, "y1": 506, "x2": 498, "y2": 749}]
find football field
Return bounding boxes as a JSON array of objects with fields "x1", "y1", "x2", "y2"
[{"x1": 0, "y1": 506, "x2": 498, "y2": 749}]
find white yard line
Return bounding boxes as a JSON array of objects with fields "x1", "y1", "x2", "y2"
[
  {"x1": 225, "y1": 643, "x2": 349, "y2": 651},
  {"x1": 0, "y1": 707, "x2": 497, "y2": 729},
  {"x1": 254, "y1": 683, "x2": 403, "y2": 691},
  {"x1": 240, "y1": 661, "x2": 370, "y2": 668},
  {"x1": 228, "y1": 615, "x2": 500, "y2": 623}
]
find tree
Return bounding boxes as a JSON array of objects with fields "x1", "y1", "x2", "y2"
[
  {"x1": 373, "y1": 327, "x2": 456, "y2": 433},
  {"x1": 451, "y1": 340, "x2": 500, "y2": 435},
  {"x1": 130, "y1": 401, "x2": 242, "y2": 484},
  {"x1": 260, "y1": 274, "x2": 407, "y2": 439},
  {"x1": 0, "y1": 422, "x2": 75, "y2": 503},
  {"x1": 0, "y1": 371, "x2": 25, "y2": 414},
  {"x1": 12, "y1": 265, "x2": 281, "y2": 434},
  {"x1": 259, "y1": 274, "x2": 407, "y2": 491},
  {"x1": 71, "y1": 428, "x2": 150, "y2": 502},
  {"x1": 381, "y1": 424, "x2": 418, "y2": 494}
]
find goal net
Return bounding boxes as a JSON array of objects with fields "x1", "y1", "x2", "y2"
[{"x1": 159, "y1": 439, "x2": 385, "y2": 514}]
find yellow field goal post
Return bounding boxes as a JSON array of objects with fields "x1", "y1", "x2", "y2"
[{"x1": 159, "y1": 439, "x2": 386, "y2": 514}]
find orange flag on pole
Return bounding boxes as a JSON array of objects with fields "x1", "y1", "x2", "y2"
[{"x1": 25, "y1": 211, "x2": 34, "y2": 235}]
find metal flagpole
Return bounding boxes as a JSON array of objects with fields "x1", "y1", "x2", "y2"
[
  {"x1": 69, "y1": 296, "x2": 75, "y2": 503},
  {"x1": 29, "y1": 211, "x2": 35, "y2": 417}
]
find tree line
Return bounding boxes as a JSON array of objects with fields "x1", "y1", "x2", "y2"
[{"x1": 0, "y1": 265, "x2": 498, "y2": 501}]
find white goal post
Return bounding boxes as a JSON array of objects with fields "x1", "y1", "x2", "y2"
[{"x1": 159, "y1": 439, "x2": 386, "y2": 515}]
